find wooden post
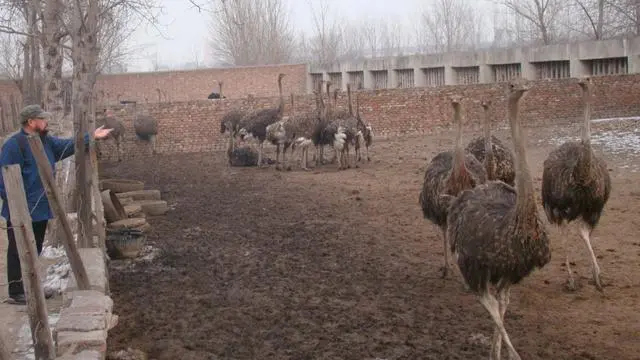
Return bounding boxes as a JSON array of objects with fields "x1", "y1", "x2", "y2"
[
  {"x1": 26, "y1": 135, "x2": 90, "y2": 290},
  {"x1": 0, "y1": 332, "x2": 12, "y2": 360},
  {"x1": 1, "y1": 164, "x2": 56, "y2": 359},
  {"x1": 90, "y1": 145, "x2": 105, "y2": 249}
]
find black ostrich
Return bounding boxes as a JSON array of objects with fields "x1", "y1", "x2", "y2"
[
  {"x1": 354, "y1": 92, "x2": 373, "y2": 163},
  {"x1": 447, "y1": 81, "x2": 551, "y2": 360},
  {"x1": 133, "y1": 109, "x2": 158, "y2": 154},
  {"x1": 465, "y1": 99, "x2": 516, "y2": 186},
  {"x1": 237, "y1": 73, "x2": 286, "y2": 167},
  {"x1": 419, "y1": 95, "x2": 487, "y2": 278},
  {"x1": 541, "y1": 76, "x2": 611, "y2": 292},
  {"x1": 208, "y1": 80, "x2": 226, "y2": 99}
]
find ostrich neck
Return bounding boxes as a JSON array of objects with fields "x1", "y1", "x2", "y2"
[
  {"x1": 347, "y1": 88, "x2": 353, "y2": 116},
  {"x1": 452, "y1": 105, "x2": 465, "y2": 176},
  {"x1": 483, "y1": 107, "x2": 494, "y2": 178},
  {"x1": 277, "y1": 79, "x2": 284, "y2": 114},
  {"x1": 509, "y1": 99, "x2": 536, "y2": 226},
  {"x1": 326, "y1": 88, "x2": 332, "y2": 118},
  {"x1": 576, "y1": 91, "x2": 593, "y2": 181}
]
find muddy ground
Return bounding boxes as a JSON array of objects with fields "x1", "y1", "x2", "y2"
[{"x1": 102, "y1": 120, "x2": 640, "y2": 360}]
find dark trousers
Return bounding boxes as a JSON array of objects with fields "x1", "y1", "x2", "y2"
[{"x1": 6, "y1": 219, "x2": 48, "y2": 296}]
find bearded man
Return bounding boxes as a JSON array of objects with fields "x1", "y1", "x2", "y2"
[{"x1": 0, "y1": 104, "x2": 113, "y2": 305}]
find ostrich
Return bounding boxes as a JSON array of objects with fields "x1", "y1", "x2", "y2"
[
  {"x1": 265, "y1": 93, "x2": 296, "y2": 170},
  {"x1": 309, "y1": 80, "x2": 331, "y2": 167},
  {"x1": 290, "y1": 86, "x2": 331, "y2": 170},
  {"x1": 334, "y1": 84, "x2": 361, "y2": 168},
  {"x1": 237, "y1": 73, "x2": 286, "y2": 167},
  {"x1": 95, "y1": 108, "x2": 126, "y2": 161},
  {"x1": 220, "y1": 93, "x2": 254, "y2": 160},
  {"x1": 447, "y1": 81, "x2": 551, "y2": 360},
  {"x1": 208, "y1": 80, "x2": 226, "y2": 99},
  {"x1": 419, "y1": 96, "x2": 487, "y2": 278},
  {"x1": 131, "y1": 101, "x2": 159, "y2": 154},
  {"x1": 316, "y1": 83, "x2": 352, "y2": 169},
  {"x1": 354, "y1": 93, "x2": 373, "y2": 163},
  {"x1": 541, "y1": 76, "x2": 611, "y2": 292},
  {"x1": 465, "y1": 100, "x2": 515, "y2": 186}
]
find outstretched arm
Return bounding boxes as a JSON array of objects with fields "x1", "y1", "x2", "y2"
[
  {"x1": 0, "y1": 138, "x2": 25, "y2": 201},
  {"x1": 50, "y1": 132, "x2": 91, "y2": 161}
]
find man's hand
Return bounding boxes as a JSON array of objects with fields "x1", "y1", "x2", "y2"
[{"x1": 94, "y1": 125, "x2": 114, "y2": 139}]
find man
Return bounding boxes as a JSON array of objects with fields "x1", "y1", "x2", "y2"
[{"x1": 0, "y1": 104, "x2": 113, "y2": 305}]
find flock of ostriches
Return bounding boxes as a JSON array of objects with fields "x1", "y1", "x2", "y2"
[
  {"x1": 219, "y1": 74, "x2": 611, "y2": 359},
  {"x1": 92, "y1": 73, "x2": 610, "y2": 359},
  {"x1": 220, "y1": 73, "x2": 373, "y2": 170}
]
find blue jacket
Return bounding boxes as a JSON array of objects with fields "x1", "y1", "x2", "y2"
[{"x1": 0, "y1": 128, "x2": 90, "y2": 222}]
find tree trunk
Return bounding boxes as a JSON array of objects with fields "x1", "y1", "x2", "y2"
[
  {"x1": 42, "y1": 0, "x2": 71, "y2": 248},
  {"x1": 71, "y1": 0, "x2": 100, "y2": 248}
]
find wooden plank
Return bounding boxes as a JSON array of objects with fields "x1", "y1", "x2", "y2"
[
  {"x1": 1, "y1": 164, "x2": 55, "y2": 359},
  {"x1": 26, "y1": 135, "x2": 90, "y2": 290}
]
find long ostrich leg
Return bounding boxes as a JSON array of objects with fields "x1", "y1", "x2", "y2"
[{"x1": 579, "y1": 223, "x2": 603, "y2": 291}]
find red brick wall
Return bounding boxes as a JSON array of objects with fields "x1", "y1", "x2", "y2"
[
  {"x1": 95, "y1": 74, "x2": 640, "y2": 161},
  {"x1": 0, "y1": 63, "x2": 307, "y2": 105},
  {"x1": 94, "y1": 63, "x2": 308, "y2": 104}
]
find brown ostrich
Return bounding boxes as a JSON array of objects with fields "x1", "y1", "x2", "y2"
[
  {"x1": 132, "y1": 102, "x2": 158, "y2": 155},
  {"x1": 541, "y1": 76, "x2": 611, "y2": 292},
  {"x1": 237, "y1": 73, "x2": 286, "y2": 167},
  {"x1": 465, "y1": 99, "x2": 516, "y2": 186},
  {"x1": 418, "y1": 96, "x2": 487, "y2": 278},
  {"x1": 95, "y1": 108, "x2": 125, "y2": 161},
  {"x1": 447, "y1": 81, "x2": 551, "y2": 360}
]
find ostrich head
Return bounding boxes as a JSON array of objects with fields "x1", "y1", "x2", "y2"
[
  {"x1": 450, "y1": 95, "x2": 462, "y2": 107},
  {"x1": 577, "y1": 76, "x2": 593, "y2": 98},
  {"x1": 578, "y1": 76, "x2": 592, "y2": 89},
  {"x1": 481, "y1": 99, "x2": 491, "y2": 109},
  {"x1": 507, "y1": 80, "x2": 530, "y2": 101},
  {"x1": 278, "y1": 73, "x2": 286, "y2": 82}
]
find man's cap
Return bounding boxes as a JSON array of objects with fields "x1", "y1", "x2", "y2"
[{"x1": 20, "y1": 104, "x2": 52, "y2": 124}]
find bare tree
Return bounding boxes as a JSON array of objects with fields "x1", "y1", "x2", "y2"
[
  {"x1": 607, "y1": 0, "x2": 640, "y2": 36},
  {"x1": 379, "y1": 20, "x2": 407, "y2": 57},
  {"x1": 208, "y1": 0, "x2": 296, "y2": 66},
  {"x1": 0, "y1": 0, "x2": 42, "y2": 105},
  {"x1": 497, "y1": 0, "x2": 566, "y2": 45},
  {"x1": 340, "y1": 23, "x2": 366, "y2": 59},
  {"x1": 418, "y1": 0, "x2": 485, "y2": 53},
  {"x1": 0, "y1": 33, "x2": 24, "y2": 83},
  {"x1": 304, "y1": 0, "x2": 343, "y2": 65}
]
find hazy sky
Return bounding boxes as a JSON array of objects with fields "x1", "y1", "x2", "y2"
[{"x1": 127, "y1": 0, "x2": 495, "y2": 72}]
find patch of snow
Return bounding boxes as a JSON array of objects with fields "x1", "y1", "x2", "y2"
[
  {"x1": 40, "y1": 245, "x2": 71, "y2": 296},
  {"x1": 40, "y1": 245, "x2": 65, "y2": 259},
  {"x1": 590, "y1": 116, "x2": 640, "y2": 123},
  {"x1": 43, "y1": 261, "x2": 70, "y2": 296},
  {"x1": 540, "y1": 116, "x2": 640, "y2": 171}
]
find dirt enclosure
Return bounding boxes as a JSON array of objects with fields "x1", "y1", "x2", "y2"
[{"x1": 102, "y1": 120, "x2": 640, "y2": 360}]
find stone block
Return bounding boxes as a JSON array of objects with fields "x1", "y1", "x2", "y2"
[
  {"x1": 63, "y1": 290, "x2": 113, "y2": 311},
  {"x1": 55, "y1": 349, "x2": 104, "y2": 360},
  {"x1": 55, "y1": 330, "x2": 107, "y2": 356},
  {"x1": 66, "y1": 248, "x2": 108, "y2": 293},
  {"x1": 56, "y1": 314, "x2": 108, "y2": 332}
]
